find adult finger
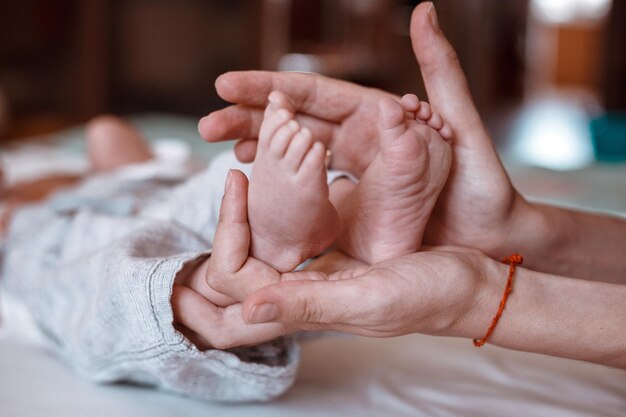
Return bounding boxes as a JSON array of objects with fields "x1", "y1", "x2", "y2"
[
  {"x1": 234, "y1": 138, "x2": 259, "y2": 163},
  {"x1": 198, "y1": 105, "x2": 263, "y2": 142},
  {"x1": 242, "y1": 276, "x2": 387, "y2": 335},
  {"x1": 199, "y1": 91, "x2": 298, "y2": 145},
  {"x1": 213, "y1": 71, "x2": 366, "y2": 122},
  {"x1": 172, "y1": 284, "x2": 290, "y2": 350},
  {"x1": 203, "y1": 168, "x2": 282, "y2": 303},
  {"x1": 207, "y1": 258, "x2": 280, "y2": 304},
  {"x1": 199, "y1": 105, "x2": 338, "y2": 146},
  {"x1": 203, "y1": 250, "x2": 366, "y2": 312},
  {"x1": 410, "y1": 3, "x2": 490, "y2": 149},
  {"x1": 210, "y1": 169, "x2": 250, "y2": 273}
]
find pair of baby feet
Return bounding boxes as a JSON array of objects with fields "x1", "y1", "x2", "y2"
[{"x1": 248, "y1": 91, "x2": 452, "y2": 272}]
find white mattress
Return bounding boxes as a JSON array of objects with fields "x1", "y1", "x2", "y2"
[{"x1": 1, "y1": 118, "x2": 625, "y2": 416}]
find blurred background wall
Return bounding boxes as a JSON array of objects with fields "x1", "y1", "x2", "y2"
[{"x1": 0, "y1": 0, "x2": 623, "y2": 163}]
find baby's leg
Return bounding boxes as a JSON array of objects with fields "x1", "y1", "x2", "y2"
[
  {"x1": 334, "y1": 95, "x2": 452, "y2": 264},
  {"x1": 1, "y1": 116, "x2": 153, "y2": 235},
  {"x1": 86, "y1": 115, "x2": 154, "y2": 171},
  {"x1": 248, "y1": 92, "x2": 339, "y2": 272}
]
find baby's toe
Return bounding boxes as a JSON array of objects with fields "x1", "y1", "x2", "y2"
[
  {"x1": 268, "y1": 91, "x2": 297, "y2": 113},
  {"x1": 284, "y1": 127, "x2": 314, "y2": 172},
  {"x1": 259, "y1": 108, "x2": 292, "y2": 148},
  {"x1": 400, "y1": 94, "x2": 420, "y2": 112},
  {"x1": 427, "y1": 111, "x2": 444, "y2": 131},
  {"x1": 416, "y1": 101, "x2": 432, "y2": 121},
  {"x1": 267, "y1": 119, "x2": 300, "y2": 158},
  {"x1": 378, "y1": 97, "x2": 407, "y2": 146},
  {"x1": 298, "y1": 141, "x2": 326, "y2": 179},
  {"x1": 440, "y1": 123, "x2": 453, "y2": 142}
]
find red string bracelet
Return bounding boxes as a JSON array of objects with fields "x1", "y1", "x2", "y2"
[{"x1": 473, "y1": 253, "x2": 523, "y2": 347}]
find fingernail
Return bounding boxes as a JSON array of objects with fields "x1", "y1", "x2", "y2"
[
  {"x1": 428, "y1": 2, "x2": 440, "y2": 31},
  {"x1": 224, "y1": 170, "x2": 233, "y2": 193},
  {"x1": 268, "y1": 91, "x2": 279, "y2": 104},
  {"x1": 248, "y1": 303, "x2": 279, "y2": 324}
]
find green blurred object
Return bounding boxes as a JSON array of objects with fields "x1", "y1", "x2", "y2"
[{"x1": 590, "y1": 113, "x2": 626, "y2": 162}]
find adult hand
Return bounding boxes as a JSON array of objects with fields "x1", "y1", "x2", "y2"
[
  {"x1": 241, "y1": 245, "x2": 626, "y2": 369},
  {"x1": 241, "y1": 247, "x2": 496, "y2": 339},
  {"x1": 171, "y1": 169, "x2": 289, "y2": 349},
  {"x1": 199, "y1": 2, "x2": 531, "y2": 261},
  {"x1": 406, "y1": 4, "x2": 528, "y2": 260},
  {"x1": 199, "y1": 72, "x2": 385, "y2": 177},
  {"x1": 171, "y1": 169, "x2": 363, "y2": 349}
]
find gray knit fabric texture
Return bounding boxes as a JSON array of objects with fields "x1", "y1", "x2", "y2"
[{"x1": 0, "y1": 151, "x2": 352, "y2": 402}]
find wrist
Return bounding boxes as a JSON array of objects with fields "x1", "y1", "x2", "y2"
[
  {"x1": 440, "y1": 251, "x2": 626, "y2": 367},
  {"x1": 480, "y1": 263, "x2": 626, "y2": 367},
  {"x1": 504, "y1": 200, "x2": 570, "y2": 274},
  {"x1": 486, "y1": 194, "x2": 547, "y2": 260},
  {"x1": 438, "y1": 252, "x2": 509, "y2": 340}
]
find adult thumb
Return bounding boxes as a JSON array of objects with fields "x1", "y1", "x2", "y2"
[
  {"x1": 410, "y1": 2, "x2": 487, "y2": 145},
  {"x1": 242, "y1": 277, "x2": 372, "y2": 329},
  {"x1": 210, "y1": 169, "x2": 251, "y2": 273}
]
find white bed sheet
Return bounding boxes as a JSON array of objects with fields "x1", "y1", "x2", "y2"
[
  {"x1": 1, "y1": 332, "x2": 624, "y2": 417},
  {"x1": 1, "y1": 119, "x2": 625, "y2": 416}
]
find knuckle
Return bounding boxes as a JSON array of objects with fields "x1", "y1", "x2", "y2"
[
  {"x1": 208, "y1": 333, "x2": 232, "y2": 350},
  {"x1": 295, "y1": 296, "x2": 323, "y2": 323},
  {"x1": 206, "y1": 271, "x2": 228, "y2": 294},
  {"x1": 207, "y1": 319, "x2": 235, "y2": 350}
]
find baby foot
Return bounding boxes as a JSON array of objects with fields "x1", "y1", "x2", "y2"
[
  {"x1": 336, "y1": 95, "x2": 452, "y2": 263},
  {"x1": 248, "y1": 92, "x2": 339, "y2": 272},
  {"x1": 86, "y1": 115, "x2": 153, "y2": 171}
]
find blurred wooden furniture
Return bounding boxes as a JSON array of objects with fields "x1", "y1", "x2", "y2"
[
  {"x1": 0, "y1": 0, "x2": 535, "y2": 141},
  {"x1": 0, "y1": 0, "x2": 262, "y2": 140},
  {"x1": 603, "y1": 1, "x2": 626, "y2": 111}
]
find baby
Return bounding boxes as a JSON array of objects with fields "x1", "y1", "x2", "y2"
[
  {"x1": 0, "y1": 90, "x2": 451, "y2": 402},
  {"x1": 246, "y1": 91, "x2": 452, "y2": 272}
]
